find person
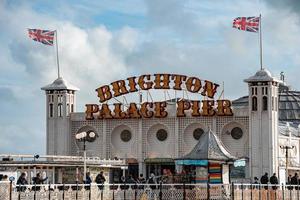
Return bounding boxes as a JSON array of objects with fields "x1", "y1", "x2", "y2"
[
  {"x1": 270, "y1": 173, "x2": 278, "y2": 190},
  {"x1": 127, "y1": 174, "x2": 136, "y2": 184},
  {"x1": 287, "y1": 174, "x2": 293, "y2": 190},
  {"x1": 2, "y1": 175, "x2": 8, "y2": 181},
  {"x1": 127, "y1": 174, "x2": 137, "y2": 189},
  {"x1": 291, "y1": 173, "x2": 299, "y2": 190},
  {"x1": 147, "y1": 173, "x2": 157, "y2": 190},
  {"x1": 32, "y1": 173, "x2": 48, "y2": 191},
  {"x1": 17, "y1": 173, "x2": 28, "y2": 192},
  {"x1": 288, "y1": 174, "x2": 292, "y2": 184},
  {"x1": 95, "y1": 171, "x2": 106, "y2": 190},
  {"x1": 252, "y1": 177, "x2": 259, "y2": 190},
  {"x1": 260, "y1": 172, "x2": 269, "y2": 190},
  {"x1": 84, "y1": 172, "x2": 92, "y2": 190},
  {"x1": 138, "y1": 174, "x2": 146, "y2": 184},
  {"x1": 120, "y1": 176, "x2": 129, "y2": 190},
  {"x1": 138, "y1": 174, "x2": 146, "y2": 189},
  {"x1": 161, "y1": 169, "x2": 168, "y2": 184},
  {"x1": 32, "y1": 173, "x2": 48, "y2": 184}
]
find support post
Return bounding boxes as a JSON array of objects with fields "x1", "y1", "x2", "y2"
[
  {"x1": 83, "y1": 140, "x2": 87, "y2": 182},
  {"x1": 48, "y1": 184, "x2": 51, "y2": 200},
  {"x1": 231, "y1": 182, "x2": 234, "y2": 200},
  {"x1": 9, "y1": 180, "x2": 12, "y2": 200}
]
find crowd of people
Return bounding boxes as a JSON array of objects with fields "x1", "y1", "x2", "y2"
[{"x1": 253, "y1": 172, "x2": 300, "y2": 190}]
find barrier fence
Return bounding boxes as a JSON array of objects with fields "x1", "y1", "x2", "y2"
[{"x1": 2, "y1": 181, "x2": 300, "y2": 200}]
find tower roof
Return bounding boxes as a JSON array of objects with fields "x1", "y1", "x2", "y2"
[
  {"x1": 177, "y1": 129, "x2": 237, "y2": 162},
  {"x1": 41, "y1": 77, "x2": 79, "y2": 91},
  {"x1": 244, "y1": 68, "x2": 281, "y2": 83}
]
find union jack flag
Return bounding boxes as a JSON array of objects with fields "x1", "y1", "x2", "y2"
[
  {"x1": 233, "y1": 17, "x2": 260, "y2": 33},
  {"x1": 28, "y1": 29, "x2": 55, "y2": 46}
]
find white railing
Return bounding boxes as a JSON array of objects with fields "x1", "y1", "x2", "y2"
[
  {"x1": 3, "y1": 182, "x2": 300, "y2": 200},
  {"x1": 1, "y1": 182, "x2": 230, "y2": 200}
]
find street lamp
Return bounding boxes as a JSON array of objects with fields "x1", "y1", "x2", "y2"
[
  {"x1": 280, "y1": 145, "x2": 295, "y2": 183},
  {"x1": 75, "y1": 131, "x2": 97, "y2": 182}
]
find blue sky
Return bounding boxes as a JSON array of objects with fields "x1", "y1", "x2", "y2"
[{"x1": 1, "y1": 0, "x2": 300, "y2": 154}]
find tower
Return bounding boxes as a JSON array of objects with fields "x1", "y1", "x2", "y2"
[
  {"x1": 41, "y1": 77, "x2": 79, "y2": 155},
  {"x1": 245, "y1": 69, "x2": 281, "y2": 178}
]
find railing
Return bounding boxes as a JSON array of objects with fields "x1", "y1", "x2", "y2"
[
  {"x1": 0, "y1": 154, "x2": 126, "y2": 165},
  {"x1": 2, "y1": 181, "x2": 300, "y2": 200},
  {"x1": 233, "y1": 183, "x2": 300, "y2": 200}
]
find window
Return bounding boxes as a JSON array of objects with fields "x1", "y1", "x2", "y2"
[
  {"x1": 252, "y1": 97, "x2": 257, "y2": 111},
  {"x1": 67, "y1": 104, "x2": 70, "y2": 116},
  {"x1": 255, "y1": 87, "x2": 257, "y2": 95},
  {"x1": 58, "y1": 103, "x2": 63, "y2": 117},
  {"x1": 231, "y1": 127, "x2": 243, "y2": 140},
  {"x1": 120, "y1": 130, "x2": 132, "y2": 142},
  {"x1": 272, "y1": 97, "x2": 274, "y2": 111},
  {"x1": 265, "y1": 87, "x2": 268, "y2": 95},
  {"x1": 263, "y1": 96, "x2": 268, "y2": 111},
  {"x1": 156, "y1": 129, "x2": 168, "y2": 141},
  {"x1": 49, "y1": 104, "x2": 53, "y2": 117},
  {"x1": 193, "y1": 128, "x2": 204, "y2": 140},
  {"x1": 262, "y1": 87, "x2": 264, "y2": 95},
  {"x1": 71, "y1": 104, "x2": 74, "y2": 113}
]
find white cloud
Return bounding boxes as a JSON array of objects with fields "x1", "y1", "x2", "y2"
[{"x1": 1, "y1": 0, "x2": 300, "y2": 154}]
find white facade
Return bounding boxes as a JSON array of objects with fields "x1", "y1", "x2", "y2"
[{"x1": 42, "y1": 69, "x2": 300, "y2": 181}]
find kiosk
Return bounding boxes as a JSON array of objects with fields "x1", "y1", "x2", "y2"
[{"x1": 175, "y1": 130, "x2": 237, "y2": 184}]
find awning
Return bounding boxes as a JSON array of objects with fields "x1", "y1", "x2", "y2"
[
  {"x1": 144, "y1": 158, "x2": 174, "y2": 164},
  {"x1": 126, "y1": 158, "x2": 138, "y2": 164},
  {"x1": 175, "y1": 160, "x2": 208, "y2": 166}
]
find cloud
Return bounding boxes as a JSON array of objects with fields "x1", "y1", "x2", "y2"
[
  {"x1": 263, "y1": 0, "x2": 300, "y2": 16},
  {"x1": 1, "y1": 0, "x2": 300, "y2": 155},
  {"x1": 0, "y1": 124, "x2": 44, "y2": 154},
  {"x1": 0, "y1": 1, "x2": 141, "y2": 154}
]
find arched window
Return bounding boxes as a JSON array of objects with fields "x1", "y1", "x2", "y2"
[
  {"x1": 58, "y1": 103, "x2": 63, "y2": 117},
  {"x1": 252, "y1": 96, "x2": 257, "y2": 111},
  {"x1": 67, "y1": 104, "x2": 70, "y2": 116},
  {"x1": 49, "y1": 104, "x2": 53, "y2": 117},
  {"x1": 263, "y1": 96, "x2": 268, "y2": 111}
]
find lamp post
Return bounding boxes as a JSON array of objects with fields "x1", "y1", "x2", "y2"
[
  {"x1": 280, "y1": 145, "x2": 295, "y2": 183},
  {"x1": 75, "y1": 131, "x2": 97, "y2": 182}
]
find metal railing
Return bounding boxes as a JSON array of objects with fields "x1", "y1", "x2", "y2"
[{"x1": 2, "y1": 181, "x2": 300, "y2": 200}]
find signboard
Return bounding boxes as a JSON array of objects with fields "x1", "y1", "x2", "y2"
[{"x1": 85, "y1": 74, "x2": 233, "y2": 120}]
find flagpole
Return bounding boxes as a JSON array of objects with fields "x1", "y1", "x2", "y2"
[
  {"x1": 55, "y1": 30, "x2": 61, "y2": 78},
  {"x1": 259, "y1": 14, "x2": 263, "y2": 70}
]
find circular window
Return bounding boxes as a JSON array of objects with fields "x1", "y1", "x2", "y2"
[
  {"x1": 231, "y1": 127, "x2": 243, "y2": 140},
  {"x1": 120, "y1": 130, "x2": 132, "y2": 142},
  {"x1": 156, "y1": 129, "x2": 168, "y2": 141},
  {"x1": 193, "y1": 128, "x2": 204, "y2": 140}
]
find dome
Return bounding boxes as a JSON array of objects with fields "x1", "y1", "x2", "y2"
[
  {"x1": 41, "y1": 77, "x2": 79, "y2": 91},
  {"x1": 244, "y1": 68, "x2": 280, "y2": 83},
  {"x1": 278, "y1": 91, "x2": 300, "y2": 122},
  {"x1": 254, "y1": 68, "x2": 272, "y2": 77}
]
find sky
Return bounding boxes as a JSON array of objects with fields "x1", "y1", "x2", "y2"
[{"x1": 1, "y1": 0, "x2": 300, "y2": 154}]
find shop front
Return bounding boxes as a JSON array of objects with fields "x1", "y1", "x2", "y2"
[{"x1": 145, "y1": 158, "x2": 175, "y2": 179}]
